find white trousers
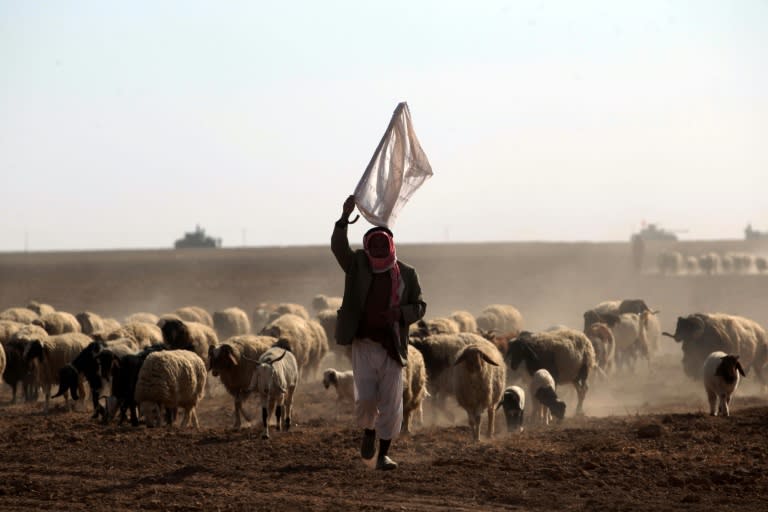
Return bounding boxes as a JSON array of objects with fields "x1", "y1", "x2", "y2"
[{"x1": 352, "y1": 338, "x2": 404, "y2": 441}]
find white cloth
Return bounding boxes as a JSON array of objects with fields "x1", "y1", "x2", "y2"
[
  {"x1": 352, "y1": 338, "x2": 404, "y2": 440},
  {"x1": 354, "y1": 102, "x2": 433, "y2": 228}
]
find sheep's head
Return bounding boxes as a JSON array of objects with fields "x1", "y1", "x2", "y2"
[
  {"x1": 161, "y1": 319, "x2": 192, "y2": 349},
  {"x1": 715, "y1": 354, "x2": 746, "y2": 384},
  {"x1": 140, "y1": 401, "x2": 162, "y2": 427},
  {"x1": 583, "y1": 310, "x2": 602, "y2": 331},
  {"x1": 207, "y1": 345, "x2": 237, "y2": 375},
  {"x1": 663, "y1": 315, "x2": 705, "y2": 343},
  {"x1": 551, "y1": 400, "x2": 566, "y2": 421},
  {"x1": 23, "y1": 339, "x2": 46, "y2": 363},
  {"x1": 322, "y1": 369, "x2": 337, "y2": 389},
  {"x1": 454, "y1": 345, "x2": 500, "y2": 372}
]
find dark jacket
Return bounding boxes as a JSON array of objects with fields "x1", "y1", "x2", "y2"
[{"x1": 331, "y1": 220, "x2": 426, "y2": 366}]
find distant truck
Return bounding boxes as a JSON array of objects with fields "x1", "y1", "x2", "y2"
[
  {"x1": 745, "y1": 224, "x2": 768, "y2": 240},
  {"x1": 632, "y1": 223, "x2": 680, "y2": 242},
  {"x1": 174, "y1": 225, "x2": 222, "y2": 249}
]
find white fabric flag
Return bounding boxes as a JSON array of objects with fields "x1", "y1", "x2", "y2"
[{"x1": 354, "y1": 102, "x2": 433, "y2": 228}]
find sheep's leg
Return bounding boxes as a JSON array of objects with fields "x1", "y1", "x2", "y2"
[
  {"x1": 261, "y1": 406, "x2": 270, "y2": 439},
  {"x1": 275, "y1": 405, "x2": 283, "y2": 431},
  {"x1": 402, "y1": 406, "x2": 412, "y2": 434},
  {"x1": 486, "y1": 405, "x2": 495, "y2": 439},
  {"x1": 180, "y1": 408, "x2": 190, "y2": 428},
  {"x1": 721, "y1": 394, "x2": 730, "y2": 417},
  {"x1": 706, "y1": 390, "x2": 717, "y2": 416},
  {"x1": 11, "y1": 382, "x2": 18, "y2": 404},
  {"x1": 190, "y1": 407, "x2": 200, "y2": 429},
  {"x1": 284, "y1": 390, "x2": 293, "y2": 431},
  {"x1": 233, "y1": 396, "x2": 243, "y2": 429},
  {"x1": 575, "y1": 382, "x2": 587, "y2": 416},
  {"x1": 43, "y1": 384, "x2": 51, "y2": 414}
]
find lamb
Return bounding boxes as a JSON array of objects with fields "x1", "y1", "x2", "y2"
[
  {"x1": 213, "y1": 307, "x2": 251, "y2": 340},
  {"x1": 322, "y1": 368, "x2": 354, "y2": 419},
  {"x1": 312, "y1": 294, "x2": 342, "y2": 313},
  {"x1": 505, "y1": 328, "x2": 596, "y2": 415},
  {"x1": 702, "y1": 351, "x2": 745, "y2": 417},
  {"x1": 452, "y1": 340, "x2": 506, "y2": 441},
  {"x1": 529, "y1": 369, "x2": 566, "y2": 425},
  {"x1": 583, "y1": 299, "x2": 661, "y2": 368},
  {"x1": 260, "y1": 313, "x2": 327, "y2": 380},
  {"x1": 475, "y1": 304, "x2": 524, "y2": 335},
  {"x1": 207, "y1": 335, "x2": 275, "y2": 428},
  {"x1": 449, "y1": 310, "x2": 478, "y2": 333},
  {"x1": 663, "y1": 313, "x2": 768, "y2": 386},
  {"x1": 402, "y1": 344, "x2": 428, "y2": 434},
  {"x1": 496, "y1": 385, "x2": 525, "y2": 433},
  {"x1": 161, "y1": 318, "x2": 219, "y2": 365},
  {"x1": 174, "y1": 306, "x2": 214, "y2": 327},
  {"x1": 0, "y1": 307, "x2": 39, "y2": 324},
  {"x1": 135, "y1": 349, "x2": 207, "y2": 428},
  {"x1": 249, "y1": 347, "x2": 299, "y2": 439},
  {"x1": 24, "y1": 332, "x2": 92, "y2": 413},
  {"x1": 32, "y1": 311, "x2": 82, "y2": 335}
]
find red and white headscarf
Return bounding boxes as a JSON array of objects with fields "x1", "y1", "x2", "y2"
[{"x1": 363, "y1": 229, "x2": 401, "y2": 311}]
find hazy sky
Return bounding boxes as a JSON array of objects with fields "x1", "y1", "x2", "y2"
[{"x1": 2, "y1": 1, "x2": 766, "y2": 251}]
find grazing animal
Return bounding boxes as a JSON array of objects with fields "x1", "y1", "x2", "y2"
[
  {"x1": 497, "y1": 385, "x2": 525, "y2": 433},
  {"x1": 529, "y1": 369, "x2": 566, "y2": 425},
  {"x1": 702, "y1": 351, "x2": 745, "y2": 417}
]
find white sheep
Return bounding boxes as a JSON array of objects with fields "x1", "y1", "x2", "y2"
[
  {"x1": 213, "y1": 307, "x2": 251, "y2": 341},
  {"x1": 312, "y1": 294, "x2": 342, "y2": 313},
  {"x1": 322, "y1": 368, "x2": 354, "y2": 419},
  {"x1": 475, "y1": 304, "x2": 524, "y2": 335},
  {"x1": 24, "y1": 332, "x2": 92, "y2": 413},
  {"x1": 101, "y1": 321, "x2": 163, "y2": 348},
  {"x1": 26, "y1": 301, "x2": 55, "y2": 317},
  {"x1": 529, "y1": 369, "x2": 566, "y2": 425},
  {"x1": 449, "y1": 310, "x2": 478, "y2": 333},
  {"x1": 135, "y1": 350, "x2": 207, "y2": 428},
  {"x1": 0, "y1": 307, "x2": 39, "y2": 325},
  {"x1": 174, "y1": 306, "x2": 214, "y2": 327},
  {"x1": 267, "y1": 303, "x2": 310, "y2": 323},
  {"x1": 76, "y1": 311, "x2": 107, "y2": 335},
  {"x1": 584, "y1": 322, "x2": 615, "y2": 376},
  {"x1": 249, "y1": 347, "x2": 299, "y2": 439},
  {"x1": 702, "y1": 351, "x2": 746, "y2": 417},
  {"x1": 403, "y1": 344, "x2": 429, "y2": 433},
  {"x1": 207, "y1": 335, "x2": 275, "y2": 428},
  {"x1": 452, "y1": 340, "x2": 506, "y2": 441},
  {"x1": 33, "y1": 311, "x2": 82, "y2": 335}
]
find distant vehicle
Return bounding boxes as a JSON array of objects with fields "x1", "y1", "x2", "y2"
[
  {"x1": 745, "y1": 224, "x2": 768, "y2": 240},
  {"x1": 632, "y1": 223, "x2": 684, "y2": 242},
  {"x1": 174, "y1": 225, "x2": 222, "y2": 249}
]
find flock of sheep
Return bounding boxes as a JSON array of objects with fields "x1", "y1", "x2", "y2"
[
  {"x1": 657, "y1": 250, "x2": 768, "y2": 275},
  {"x1": 1, "y1": 294, "x2": 766, "y2": 444}
]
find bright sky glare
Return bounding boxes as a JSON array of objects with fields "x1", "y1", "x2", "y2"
[{"x1": 1, "y1": 1, "x2": 766, "y2": 251}]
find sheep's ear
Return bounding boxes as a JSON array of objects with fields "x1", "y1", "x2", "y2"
[
  {"x1": 329, "y1": 372, "x2": 337, "y2": 384},
  {"x1": 227, "y1": 352, "x2": 238, "y2": 366},
  {"x1": 479, "y1": 351, "x2": 499, "y2": 366},
  {"x1": 453, "y1": 351, "x2": 469, "y2": 366},
  {"x1": 737, "y1": 361, "x2": 746, "y2": 377}
]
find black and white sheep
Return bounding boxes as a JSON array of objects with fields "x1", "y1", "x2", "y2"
[
  {"x1": 496, "y1": 385, "x2": 525, "y2": 433},
  {"x1": 506, "y1": 328, "x2": 596, "y2": 416},
  {"x1": 249, "y1": 347, "x2": 299, "y2": 439},
  {"x1": 207, "y1": 334, "x2": 275, "y2": 428},
  {"x1": 529, "y1": 369, "x2": 566, "y2": 425},
  {"x1": 104, "y1": 344, "x2": 168, "y2": 426},
  {"x1": 161, "y1": 318, "x2": 219, "y2": 366},
  {"x1": 135, "y1": 349, "x2": 207, "y2": 428},
  {"x1": 213, "y1": 307, "x2": 251, "y2": 341},
  {"x1": 702, "y1": 351, "x2": 745, "y2": 417},
  {"x1": 452, "y1": 340, "x2": 506, "y2": 441}
]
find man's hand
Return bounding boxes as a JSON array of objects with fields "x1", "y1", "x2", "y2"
[{"x1": 342, "y1": 195, "x2": 355, "y2": 220}]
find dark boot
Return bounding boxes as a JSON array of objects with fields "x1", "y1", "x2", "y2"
[
  {"x1": 360, "y1": 429, "x2": 376, "y2": 460},
  {"x1": 375, "y1": 438, "x2": 397, "y2": 470}
]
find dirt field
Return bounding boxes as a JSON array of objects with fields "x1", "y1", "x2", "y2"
[{"x1": 1, "y1": 239, "x2": 768, "y2": 511}]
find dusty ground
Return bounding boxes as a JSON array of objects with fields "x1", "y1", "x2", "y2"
[{"x1": 1, "y1": 239, "x2": 768, "y2": 511}]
